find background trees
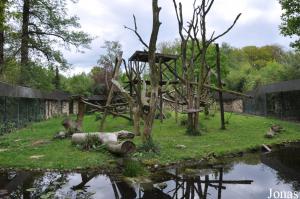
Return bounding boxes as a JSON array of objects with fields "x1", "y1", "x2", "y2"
[
  {"x1": 0, "y1": 0, "x2": 92, "y2": 86},
  {"x1": 279, "y1": 0, "x2": 300, "y2": 50}
]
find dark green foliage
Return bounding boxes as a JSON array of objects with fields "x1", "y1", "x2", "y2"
[
  {"x1": 61, "y1": 73, "x2": 93, "y2": 96},
  {"x1": 279, "y1": 0, "x2": 300, "y2": 50},
  {"x1": 0, "y1": 122, "x2": 17, "y2": 135},
  {"x1": 180, "y1": 117, "x2": 188, "y2": 126},
  {"x1": 138, "y1": 137, "x2": 160, "y2": 153},
  {"x1": 186, "y1": 126, "x2": 201, "y2": 136},
  {"x1": 94, "y1": 112, "x2": 102, "y2": 121}
]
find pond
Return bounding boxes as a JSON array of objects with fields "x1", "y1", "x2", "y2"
[{"x1": 0, "y1": 143, "x2": 300, "y2": 199}]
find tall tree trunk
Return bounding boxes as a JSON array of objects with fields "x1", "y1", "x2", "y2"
[
  {"x1": 143, "y1": 0, "x2": 161, "y2": 142},
  {"x1": 20, "y1": 0, "x2": 30, "y2": 84},
  {"x1": 76, "y1": 99, "x2": 85, "y2": 129},
  {"x1": 54, "y1": 66, "x2": 60, "y2": 89},
  {"x1": 0, "y1": 0, "x2": 6, "y2": 74}
]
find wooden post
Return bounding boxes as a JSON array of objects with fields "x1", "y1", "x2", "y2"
[
  {"x1": 159, "y1": 58, "x2": 163, "y2": 123},
  {"x1": 76, "y1": 98, "x2": 85, "y2": 129},
  {"x1": 216, "y1": 43, "x2": 225, "y2": 130},
  {"x1": 203, "y1": 175, "x2": 209, "y2": 199},
  {"x1": 129, "y1": 61, "x2": 133, "y2": 120},
  {"x1": 217, "y1": 168, "x2": 223, "y2": 199},
  {"x1": 174, "y1": 60, "x2": 178, "y2": 123}
]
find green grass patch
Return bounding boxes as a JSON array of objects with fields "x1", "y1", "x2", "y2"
[{"x1": 0, "y1": 113, "x2": 300, "y2": 169}]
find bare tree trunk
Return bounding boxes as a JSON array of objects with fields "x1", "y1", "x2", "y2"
[
  {"x1": 132, "y1": 105, "x2": 141, "y2": 136},
  {"x1": 0, "y1": 0, "x2": 6, "y2": 74},
  {"x1": 142, "y1": 0, "x2": 161, "y2": 142},
  {"x1": 100, "y1": 52, "x2": 123, "y2": 131},
  {"x1": 76, "y1": 99, "x2": 85, "y2": 129},
  {"x1": 20, "y1": 0, "x2": 30, "y2": 84}
]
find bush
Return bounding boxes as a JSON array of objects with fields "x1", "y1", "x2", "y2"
[
  {"x1": 0, "y1": 122, "x2": 17, "y2": 135},
  {"x1": 123, "y1": 159, "x2": 146, "y2": 177},
  {"x1": 138, "y1": 137, "x2": 160, "y2": 153},
  {"x1": 180, "y1": 116, "x2": 188, "y2": 126},
  {"x1": 164, "y1": 111, "x2": 172, "y2": 119}
]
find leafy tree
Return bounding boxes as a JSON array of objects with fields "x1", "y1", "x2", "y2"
[
  {"x1": 279, "y1": 0, "x2": 300, "y2": 50},
  {"x1": 94, "y1": 41, "x2": 122, "y2": 93},
  {"x1": 90, "y1": 66, "x2": 107, "y2": 94},
  {"x1": 19, "y1": 0, "x2": 92, "y2": 84},
  {"x1": 62, "y1": 73, "x2": 93, "y2": 96},
  {"x1": 25, "y1": 64, "x2": 56, "y2": 91},
  {"x1": 97, "y1": 41, "x2": 122, "y2": 70},
  {"x1": 281, "y1": 51, "x2": 300, "y2": 80}
]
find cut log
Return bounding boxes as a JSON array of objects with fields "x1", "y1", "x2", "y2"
[
  {"x1": 106, "y1": 141, "x2": 136, "y2": 154},
  {"x1": 71, "y1": 131, "x2": 136, "y2": 155}
]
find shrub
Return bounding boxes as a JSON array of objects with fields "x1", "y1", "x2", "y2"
[
  {"x1": 138, "y1": 137, "x2": 160, "y2": 153},
  {"x1": 123, "y1": 159, "x2": 146, "y2": 177},
  {"x1": 77, "y1": 134, "x2": 103, "y2": 151},
  {"x1": 0, "y1": 122, "x2": 17, "y2": 135}
]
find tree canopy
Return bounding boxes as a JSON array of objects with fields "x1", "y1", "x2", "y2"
[{"x1": 279, "y1": 0, "x2": 300, "y2": 50}]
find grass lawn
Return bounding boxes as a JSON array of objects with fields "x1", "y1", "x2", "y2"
[{"x1": 0, "y1": 113, "x2": 300, "y2": 170}]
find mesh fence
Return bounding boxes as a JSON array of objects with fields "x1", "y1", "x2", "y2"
[
  {"x1": 266, "y1": 91, "x2": 300, "y2": 121},
  {"x1": 0, "y1": 97, "x2": 46, "y2": 134},
  {"x1": 244, "y1": 90, "x2": 300, "y2": 121},
  {"x1": 243, "y1": 90, "x2": 267, "y2": 116}
]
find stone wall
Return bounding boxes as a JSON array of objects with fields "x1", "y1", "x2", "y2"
[{"x1": 224, "y1": 99, "x2": 243, "y2": 113}]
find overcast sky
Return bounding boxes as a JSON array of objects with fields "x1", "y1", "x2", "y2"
[{"x1": 62, "y1": 0, "x2": 293, "y2": 76}]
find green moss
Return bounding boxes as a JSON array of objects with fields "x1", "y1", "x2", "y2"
[{"x1": 0, "y1": 113, "x2": 299, "y2": 169}]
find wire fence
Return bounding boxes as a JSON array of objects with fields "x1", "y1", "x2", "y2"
[
  {"x1": 243, "y1": 79, "x2": 300, "y2": 121},
  {"x1": 0, "y1": 82, "x2": 71, "y2": 135},
  {"x1": 0, "y1": 97, "x2": 46, "y2": 134}
]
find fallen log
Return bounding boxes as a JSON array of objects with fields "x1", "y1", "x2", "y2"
[{"x1": 71, "y1": 131, "x2": 136, "y2": 155}]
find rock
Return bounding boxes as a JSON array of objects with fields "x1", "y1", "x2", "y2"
[
  {"x1": 265, "y1": 128, "x2": 275, "y2": 139},
  {"x1": 271, "y1": 124, "x2": 283, "y2": 133},
  {"x1": 175, "y1": 144, "x2": 186, "y2": 149},
  {"x1": 0, "y1": 149, "x2": 8, "y2": 152},
  {"x1": 53, "y1": 131, "x2": 67, "y2": 139},
  {"x1": 29, "y1": 155, "x2": 45, "y2": 159},
  {"x1": 31, "y1": 140, "x2": 50, "y2": 147}
]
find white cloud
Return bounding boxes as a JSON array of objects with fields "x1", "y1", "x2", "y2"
[{"x1": 63, "y1": 0, "x2": 292, "y2": 75}]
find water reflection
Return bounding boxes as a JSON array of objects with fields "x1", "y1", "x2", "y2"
[{"x1": 0, "y1": 144, "x2": 300, "y2": 199}]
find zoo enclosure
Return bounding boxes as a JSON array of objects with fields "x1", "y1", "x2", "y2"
[
  {"x1": 243, "y1": 79, "x2": 300, "y2": 121},
  {"x1": 0, "y1": 82, "x2": 75, "y2": 134}
]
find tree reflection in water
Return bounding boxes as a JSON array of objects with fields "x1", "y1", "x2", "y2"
[{"x1": 0, "y1": 167, "x2": 254, "y2": 199}]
